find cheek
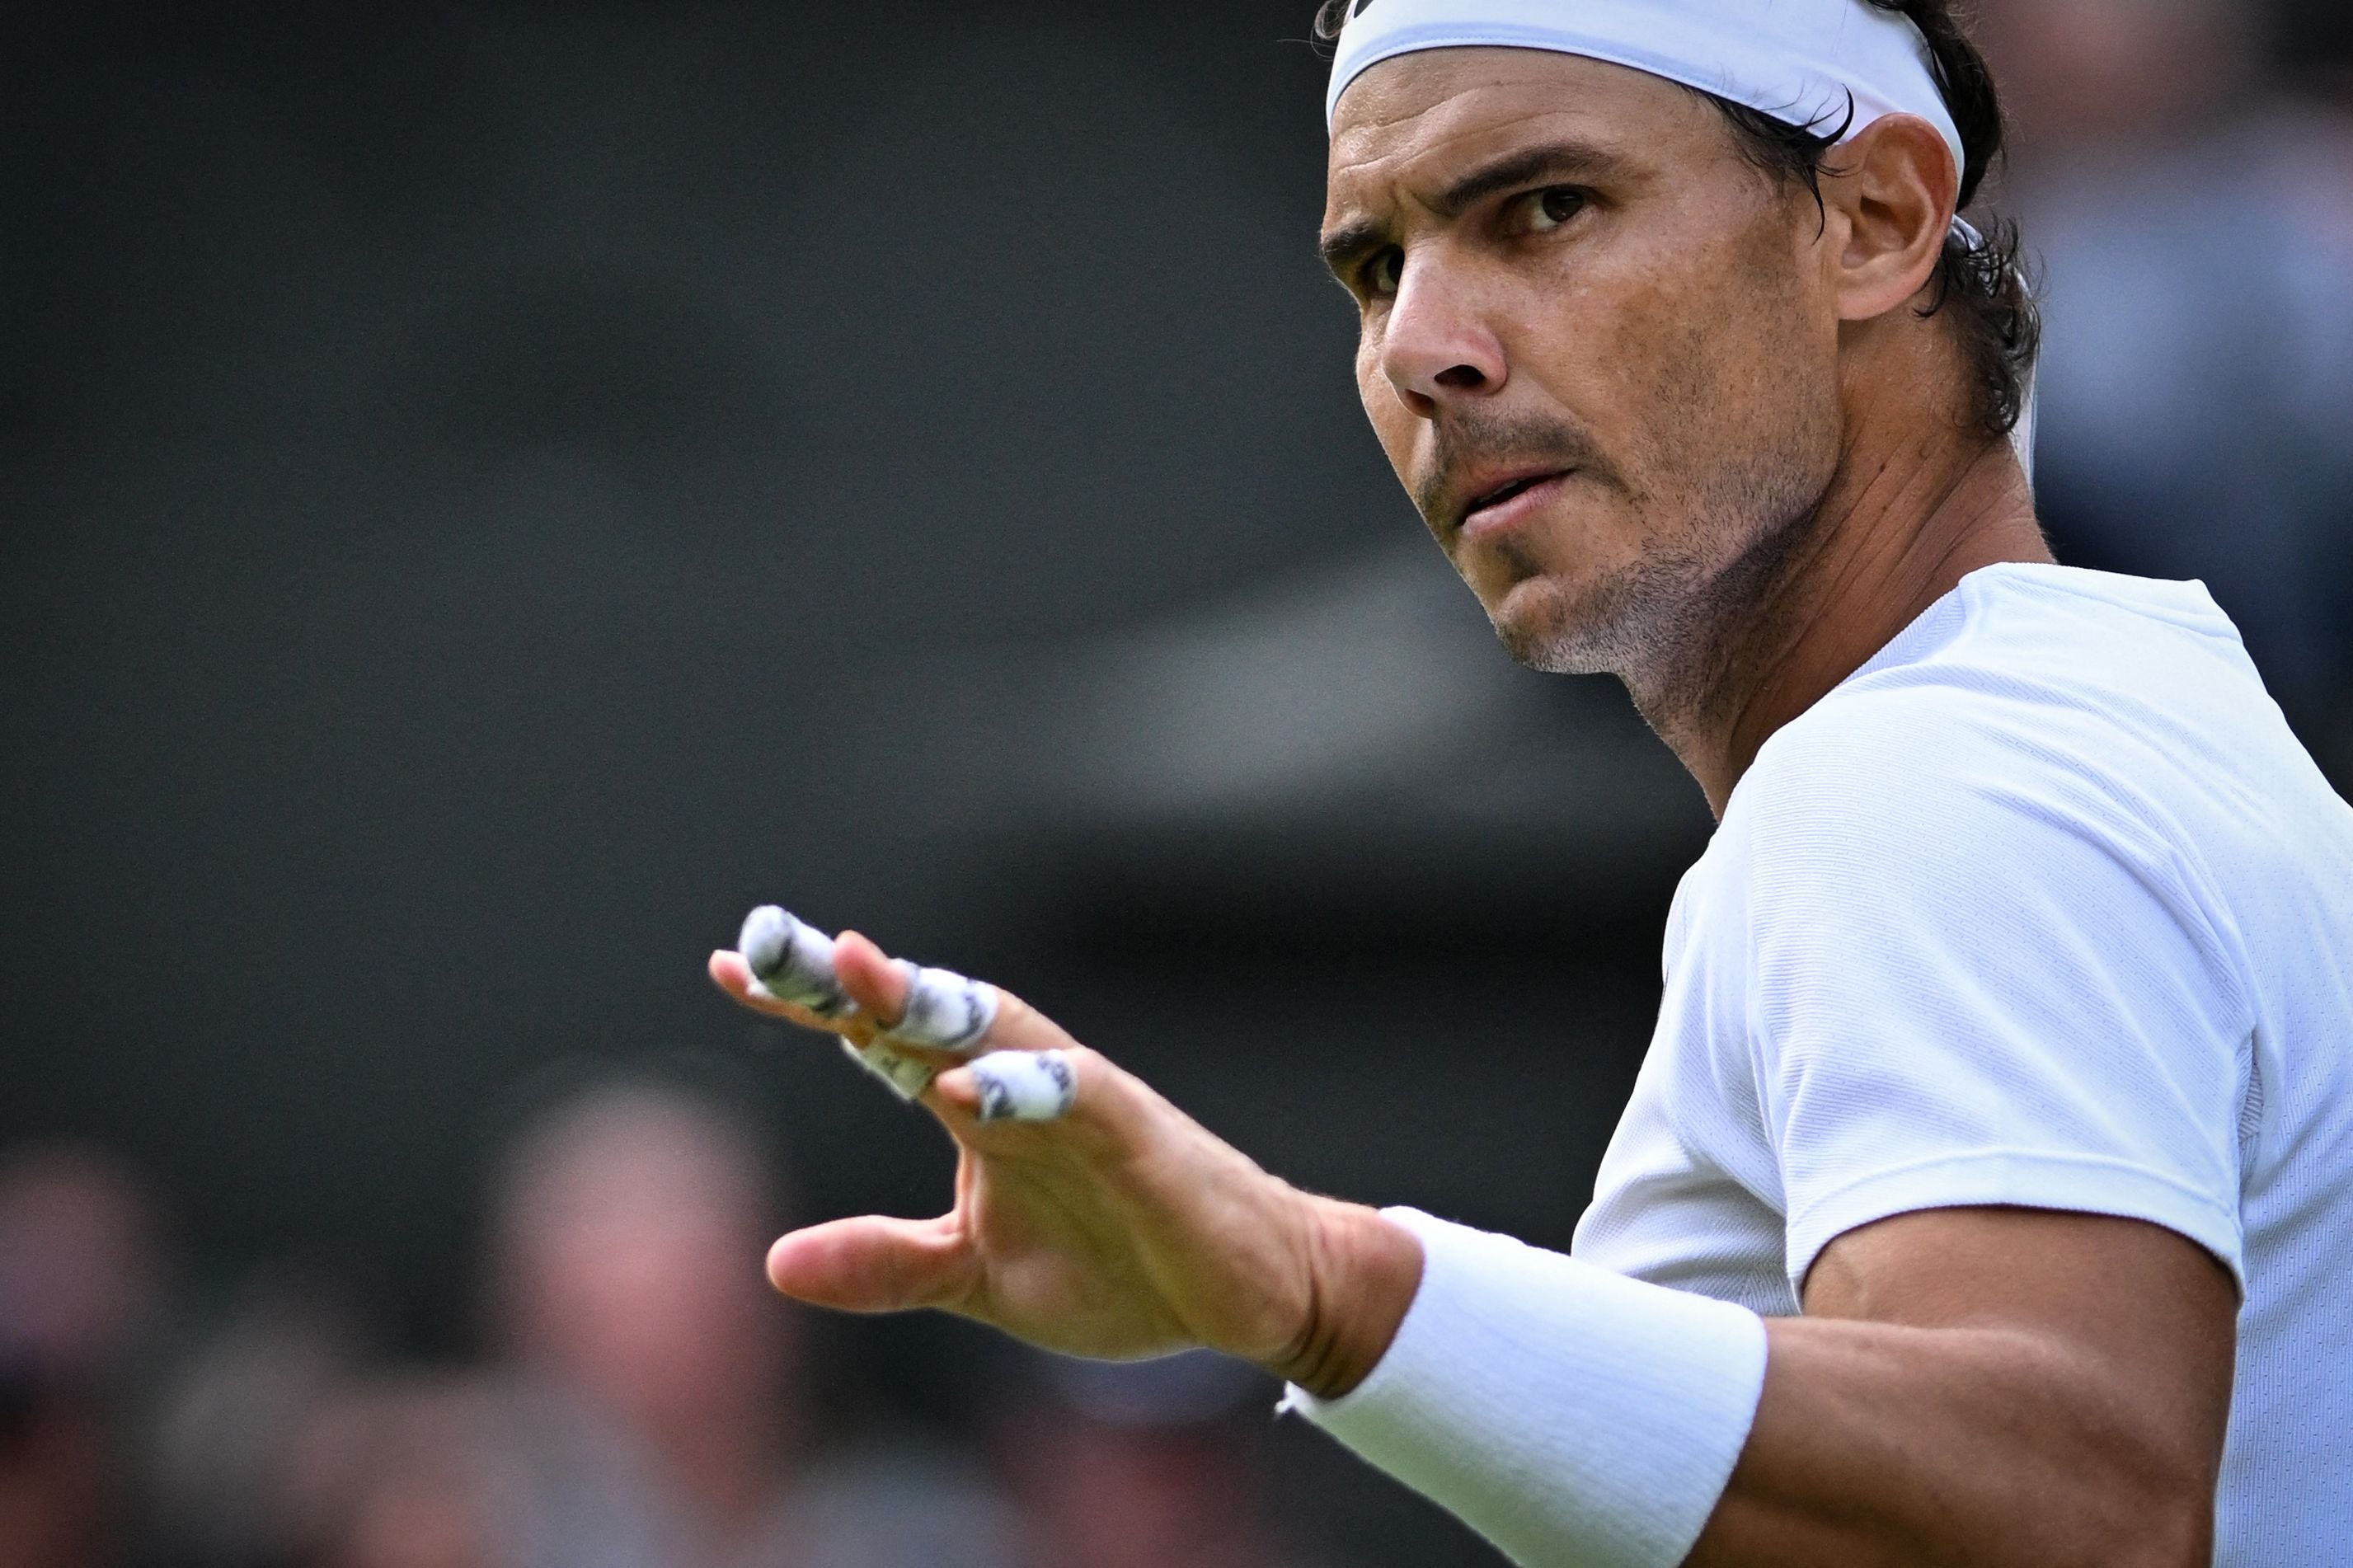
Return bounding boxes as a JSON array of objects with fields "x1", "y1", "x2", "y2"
[
  {"x1": 1356, "y1": 335, "x2": 1423, "y2": 486},
  {"x1": 1353, "y1": 335, "x2": 1393, "y2": 431},
  {"x1": 1553, "y1": 230, "x2": 1829, "y2": 495}
]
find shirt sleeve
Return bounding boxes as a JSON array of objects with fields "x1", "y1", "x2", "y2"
[{"x1": 1738, "y1": 697, "x2": 2257, "y2": 1296}]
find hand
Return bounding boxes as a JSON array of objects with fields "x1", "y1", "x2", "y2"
[{"x1": 708, "y1": 932, "x2": 1421, "y2": 1393}]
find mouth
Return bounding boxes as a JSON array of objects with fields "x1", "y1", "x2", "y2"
[{"x1": 1458, "y1": 468, "x2": 1574, "y2": 536}]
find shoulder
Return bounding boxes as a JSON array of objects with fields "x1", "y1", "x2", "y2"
[
  {"x1": 1715, "y1": 566, "x2": 2272, "y2": 945},
  {"x1": 1731, "y1": 565, "x2": 2258, "y2": 861}
]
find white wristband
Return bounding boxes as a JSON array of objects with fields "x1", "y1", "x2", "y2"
[{"x1": 1283, "y1": 1209, "x2": 1768, "y2": 1568}]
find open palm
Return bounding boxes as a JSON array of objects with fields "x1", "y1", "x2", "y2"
[{"x1": 707, "y1": 931, "x2": 1364, "y2": 1373}]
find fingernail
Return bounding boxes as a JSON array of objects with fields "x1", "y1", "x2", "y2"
[{"x1": 970, "y1": 1050, "x2": 1076, "y2": 1124}]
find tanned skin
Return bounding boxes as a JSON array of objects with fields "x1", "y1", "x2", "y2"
[{"x1": 711, "y1": 47, "x2": 2234, "y2": 1568}]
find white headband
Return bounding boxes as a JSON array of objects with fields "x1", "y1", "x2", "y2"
[
  {"x1": 1325, "y1": 0, "x2": 1964, "y2": 191},
  {"x1": 1324, "y1": 0, "x2": 2037, "y2": 478}
]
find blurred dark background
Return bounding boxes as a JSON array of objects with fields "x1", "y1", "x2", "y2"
[{"x1": 2, "y1": 2, "x2": 2346, "y2": 1566}]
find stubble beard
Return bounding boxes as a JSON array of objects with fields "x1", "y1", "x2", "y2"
[
  {"x1": 1489, "y1": 441, "x2": 1833, "y2": 736},
  {"x1": 1411, "y1": 385, "x2": 1837, "y2": 732}
]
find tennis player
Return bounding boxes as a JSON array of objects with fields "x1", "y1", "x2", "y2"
[{"x1": 712, "y1": 2, "x2": 2353, "y2": 1562}]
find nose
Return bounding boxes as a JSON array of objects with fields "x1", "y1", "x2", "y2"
[{"x1": 1378, "y1": 254, "x2": 1506, "y2": 418}]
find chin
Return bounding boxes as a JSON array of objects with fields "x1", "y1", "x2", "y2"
[{"x1": 1488, "y1": 575, "x2": 1625, "y2": 676}]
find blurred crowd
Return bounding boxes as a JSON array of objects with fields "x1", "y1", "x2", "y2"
[
  {"x1": 2, "y1": 2, "x2": 2347, "y2": 1566},
  {"x1": 1974, "y1": 0, "x2": 2353, "y2": 769},
  {"x1": 0, "y1": 1077, "x2": 1350, "y2": 1568}
]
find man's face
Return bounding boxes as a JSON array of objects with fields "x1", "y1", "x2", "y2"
[{"x1": 1323, "y1": 49, "x2": 1846, "y2": 677}]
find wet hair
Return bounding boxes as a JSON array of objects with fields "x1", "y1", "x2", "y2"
[{"x1": 1313, "y1": 0, "x2": 2041, "y2": 441}]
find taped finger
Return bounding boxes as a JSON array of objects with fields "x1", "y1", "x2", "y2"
[
  {"x1": 739, "y1": 905, "x2": 852, "y2": 1017},
  {"x1": 968, "y1": 1050, "x2": 1078, "y2": 1124},
  {"x1": 882, "y1": 960, "x2": 998, "y2": 1054},
  {"x1": 841, "y1": 1037, "x2": 939, "y2": 1102}
]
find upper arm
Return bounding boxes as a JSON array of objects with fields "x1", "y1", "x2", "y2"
[
  {"x1": 1737, "y1": 697, "x2": 2257, "y2": 1297},
  {"x1": 1687, "y1": 702, "x2": 2253, "y2": 1566},
  {"x1": 1808, "y1": 1207, "x2": 2236, "y2": 1556},
  {"x1": 1686, "y1": 1207, "x2": 2236, "y2": 1568},
  {"x1": 1805, "y1": 1206, "x2": 2237, "y2": 1427}
]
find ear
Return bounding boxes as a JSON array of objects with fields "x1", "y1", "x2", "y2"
[{"x1": 1819, "y1": 115, "x2": 1957, "y2": 324}]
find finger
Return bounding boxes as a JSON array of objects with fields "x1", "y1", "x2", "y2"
[
  {"x1": 736, "y1": 906, "x2": 852, "y2": 1017},
  {"x1": 725, "y1": 922, "x2": 969, "y2": 1103},
  {"x1": 710, "y1": 947, "x2": 803, "y2": 1016},
  {"x1": 890, "y1": 964, "x2": 998, "y2": 1053},
  {"x1": 832, "y1": 930, "x2": 912, "y2": 1021},
  {"x1": 836, "y1": 930, "x2": 1075, "y2": 1057},
  {"x1": 824, "y1": 935, "x2": 951, "y2": 1100},
  {"x1": 829, "y1": 932, "x2": 998, "y2": 1055},
  {"x1": 934, "y1": 1049, "x2": 1080, "y2": 1125},
  {"x1": 835, "y1": 1035, "x2": 940, "y2": 1102},
  {"x1": 766, "y1": 1213, "x2": 974, "y2": 1314},
  {"x1": 708, "y1": 949, "x2": 868, "y2": 1037}
]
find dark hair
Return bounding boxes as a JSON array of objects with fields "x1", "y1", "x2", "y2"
[{"x1": 1313, "y1": 0, "x2": 2040, "y2": 441}]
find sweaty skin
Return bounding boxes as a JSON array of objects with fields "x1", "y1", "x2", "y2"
[{"x1": 716, "y1": 46, "x2": 2233, "y2": 1568}]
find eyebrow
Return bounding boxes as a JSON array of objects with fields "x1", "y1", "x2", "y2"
[{"x1": 1319, "y1": 139, "x2": 1628, "y2": 279}]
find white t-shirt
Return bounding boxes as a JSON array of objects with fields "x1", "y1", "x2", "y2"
[{"x1": 1571, "y1": 563, "x2": 2353, "y2": 1563}]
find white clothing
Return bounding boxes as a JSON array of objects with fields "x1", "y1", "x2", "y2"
[
  {"x1": 1322, "y1": 0, "x2": 1966, "y2": 180},
  {"x1": 1287, "y1": 1206, "x2": 1768, "y2": 1566},
  {"x1": 1307, "y1": 565, "x2": 2353, "y2": 1564}
]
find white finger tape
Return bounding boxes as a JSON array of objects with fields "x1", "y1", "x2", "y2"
[
  {"x1": 841, "y1": 1037, "x2": 939, "y2": 1101},
  {"x1": 882, "y1": 960, "x2": 999, "y2": 1054},
  {"x1": 739, "y1": 905, "x2": 852, "y2": 1017},
  {"x1": 970, "y1": 1050, "x2": 1077, "y2": 1124}
]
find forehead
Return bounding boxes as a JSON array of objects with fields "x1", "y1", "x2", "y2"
[{"x1": 1324, "y1": 47, "x2": 1726, "y2": 219}]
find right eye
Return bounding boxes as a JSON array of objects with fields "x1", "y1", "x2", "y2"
[{"x1": 1364, "y1": 246, "x2": 1403, "y2": 298}]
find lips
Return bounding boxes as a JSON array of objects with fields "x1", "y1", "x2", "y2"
[
  {"x1": 1458, "y1": 467, "x2": 1573, "y2": 536},
  {"x1": 1470, "y1": 473, "x2": 1552, "y2": 514}
]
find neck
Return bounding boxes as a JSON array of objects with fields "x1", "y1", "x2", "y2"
[{"x1": 1629, "y1": 424, "x2": 2051, "y2": 818}]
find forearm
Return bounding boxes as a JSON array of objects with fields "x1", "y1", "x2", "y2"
[{"x1": 1289, "y1": 1213, "x2": 2218, "y2": 1568}]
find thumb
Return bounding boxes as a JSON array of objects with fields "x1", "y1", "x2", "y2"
[{"x1": 766, "y1": 1213, "x2": 974, "y2": 1314}]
